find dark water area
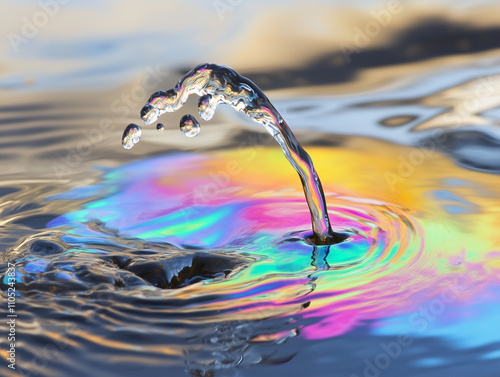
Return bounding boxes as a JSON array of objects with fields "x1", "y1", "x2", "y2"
[{"x1": 1, "y1": 1, "x2": 500, "y2": 377}]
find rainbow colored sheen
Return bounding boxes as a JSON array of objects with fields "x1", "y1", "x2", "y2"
[{"x1": 48, "y1": 142, "x2": 500, "y2": 347}]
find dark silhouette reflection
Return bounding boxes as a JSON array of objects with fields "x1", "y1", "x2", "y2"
[{"x1": 174, "y1": 20, "x2": 500, "y2": 91}]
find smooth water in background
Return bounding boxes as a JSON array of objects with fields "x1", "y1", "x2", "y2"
[{"x1": 1, "y1": 2, "x2": 500, "y2": 377}]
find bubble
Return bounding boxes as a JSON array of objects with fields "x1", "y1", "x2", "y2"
[
  {"x1": 180, "y1": 114, "x2": 200, "y2": 137},
  {"x1": 122, "y1": 124, "x2": 142, "y2": 149},
  {"x1": 140, "y1": 105, "x2": 160, "y2": 124},
  {"x1": 156, "y1": 123, "x2": 165, "y2": 132},
  {"x1": 198, "y1": 94, "x2": 216, "y2": 121}
]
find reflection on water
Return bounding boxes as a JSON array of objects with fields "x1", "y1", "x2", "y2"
[
  {"x1": 2, "y1": 137, "x2": 500, "y2": 376},
  {"x1": 1, "y1": 2, "x2": 500, "y2": 377}
]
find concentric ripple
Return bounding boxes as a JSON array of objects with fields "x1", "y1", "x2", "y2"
[{"x1": 5, "y1": 141, "x2": 499, "y2": 348}]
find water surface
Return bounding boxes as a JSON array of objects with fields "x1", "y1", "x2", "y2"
[{"x1": 1, "y1": 2, "x2": 500, "y2": 377}]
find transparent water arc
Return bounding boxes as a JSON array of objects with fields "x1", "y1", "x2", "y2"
[{"x1": 138, "y1": 63, "x2": 345, "y2": 245}]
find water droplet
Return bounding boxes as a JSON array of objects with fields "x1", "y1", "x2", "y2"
[
  {"x1": 148, "y1": 90, "x2": 167, "y2": 102},
  {"x1": 140, "y1": 104, "x2": 160, "y2": 124},
  {"x1": 156, "y1": 123, "x2": 164, "y2": 132},
  {"x1": 122, "y1": 124, "x2": 142, "y2": 149},
  {"x1": 138, "y1": 63, "x2": 345, "y2": 243},
  {"x1": 198, "y1": 94, "x2": 216, "y2": 121},
  {"x1": 180, "y1": 114, "x2": 200, "y2": 137}
]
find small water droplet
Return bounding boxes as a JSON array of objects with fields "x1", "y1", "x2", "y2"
[
  {"x1": 156, "y1": 123, "x2": 165, "y2": 132},
  {"x1": 148, "y1": 90, "x2": 167, "y2": 102},
  {"x1": 137, "y1": 63, "x2": 344, "y2": 244},
  {"x1": 198, "y1": 94, "x2": 216, "y2": 121},
  {"x1": 140, "y1": 105, "x2": 160, "y2": 124},
  {"x1": 122, "y1": 124, "x2": 142, "y2": 149},
  {"x1": 180, "y1": 114, "x2": 200, "y2": 137}
]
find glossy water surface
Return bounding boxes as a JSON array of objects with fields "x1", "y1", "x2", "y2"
[
  {"x1": 1, "y1": 2, "x2": 500, "y2": 377},
  {"x1": 135, "y1": 63, "x2": 343, "y2": 244}
]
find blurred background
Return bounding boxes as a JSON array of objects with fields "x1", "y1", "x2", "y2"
[{"x1": 2, "y1": 0, "x2": 500, "y2": 175}]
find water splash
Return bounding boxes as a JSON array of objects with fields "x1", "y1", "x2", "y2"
[
  {"x1": 198, "y1": 94, "x2": 217, "y2": 121},
  {"x1": 4, "y1": 139, "x2": 500, "y2": 376},
  {"x1": 132, "y1": 63, "x2": 344, "y2": 245},
  {"x1": 179, "y1": 114, "x2": 201, "y2": 137},
  {"x1": 18, "y1": 144, "x2": 500, "y2": 342},
  {"x1": 122, "y1": 123, "x2": 142, "y2": 149},
  {"x1": 156, "y1": 123, "x2": 165, "y2": 132}
]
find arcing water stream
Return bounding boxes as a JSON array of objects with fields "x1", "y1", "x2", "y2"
[
  {"x1": 124, "y1": 63, "x2": 346, "y2": 244},
  {"x1": 2, "y1": 53, "x2": 500, "y2": 377}
]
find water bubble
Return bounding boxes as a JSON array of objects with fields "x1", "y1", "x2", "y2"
[
  {"x1": 180, "y1": 114, "x2": 200, "y2": 137},
  {"x1": 198, "y1": 94, "x2": 216, "y2": 121},
  {"x1": 122, "y1": 123, "x2": 142, "y2": 149},
  {"x1": 140, "y1": 104, "x2": 160, "y2": 124},
  {"x1": 156, "y1": 123, "x2": 165, "y2": 132}
]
